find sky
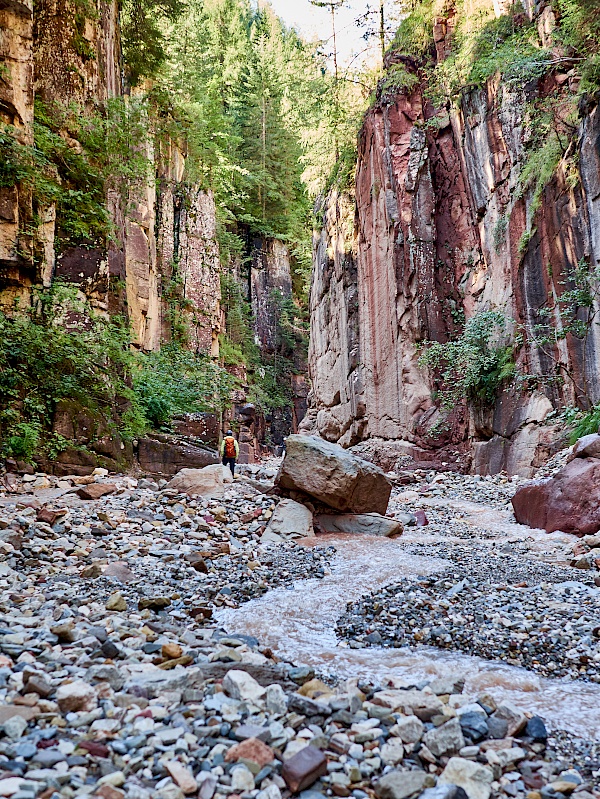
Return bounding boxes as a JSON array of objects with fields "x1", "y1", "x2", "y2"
[{"x1": 266, "y1": 0, "x2": 381, "y2": 67}]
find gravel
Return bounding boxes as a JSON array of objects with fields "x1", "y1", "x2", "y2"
[{"x1": 0, "y1": 460, "x2": 598, "y2": 799}]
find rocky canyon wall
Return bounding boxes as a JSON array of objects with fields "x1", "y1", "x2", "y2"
[
  {"x1": 305, "y1": 6, "x2": 600, "y2": 476},
  {"x1": 0, "y1": 0, "x2": 222, "y2": 355}
]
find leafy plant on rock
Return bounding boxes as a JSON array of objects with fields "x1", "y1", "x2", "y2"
[{"x1": 419, "y1": 310, "x2": 516, "y2": 407}]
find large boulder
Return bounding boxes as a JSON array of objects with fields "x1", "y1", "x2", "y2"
[
  {"x1": 138, "y1": 434, "x2": 219, "y2": 476},
  {"x1": 276, "y1": 435, "x2": 392, "y2": 514},
  {"x1": 167, "y1": 465, "x2": 224, "y2": 498},
  {"x1": 511, "y1": 457, "x2": 600, "y2": 536},
  {"x1": 316, "y1": 513, "x2": 403, "y2": 538}
]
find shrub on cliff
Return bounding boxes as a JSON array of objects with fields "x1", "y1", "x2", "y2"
[{"x1": 419, "y1": 310, "x2": 516, "y2": 407}]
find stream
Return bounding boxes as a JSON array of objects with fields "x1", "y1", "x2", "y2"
[{"x1": 217, "y1": 533, "x2": 600, "y2": 741}]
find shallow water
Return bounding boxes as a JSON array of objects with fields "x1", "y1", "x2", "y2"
[{"x1": 217, "y1": 534, "x2": 600, "y2": 740}]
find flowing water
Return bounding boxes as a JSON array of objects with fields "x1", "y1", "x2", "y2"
[{"x1": 217, "y1": 533, "x2": 600, "y2": 741}]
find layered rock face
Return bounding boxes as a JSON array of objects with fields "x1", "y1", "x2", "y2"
[
  {"x1": 306, "y1": 7, "x2": 600, "y2": 476},
  {"x1": 0, "y1": 0, "x2": 222, "y2": 355}
]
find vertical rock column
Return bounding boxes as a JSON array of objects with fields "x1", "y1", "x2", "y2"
[
  {"x1": 156, "y1": 144, "x2": 222, "y2": 355},
  {"x1": 0, "y1": 0, "x2": 34, "y2": 304}
]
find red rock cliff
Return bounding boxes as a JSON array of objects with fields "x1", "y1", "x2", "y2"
[{"x1": 305, "y1": 9, "x2": 600, "y2": 476}]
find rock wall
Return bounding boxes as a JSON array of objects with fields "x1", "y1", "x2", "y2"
[
  {"x1": 306, "y1": 10, "x2": 600, "y2": 476},
  {"x1": 0, "y1": 0, "x2": 222, "y2": 355},
  {"x1": 250, "y1": 237, "x2": 293, "y2": 354}
]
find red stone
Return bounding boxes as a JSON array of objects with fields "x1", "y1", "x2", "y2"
[
  {"x1": 77, "y1": 740, "x2": 110, "y2": 757},
  {"x1": 95, "y1": 786, "x2": 125, "y2": 799},
  {"x1": 282, "y1": 745, "x2": 328, "y2": 793},
  {"x1": 37, "y1": 508, "x2": 60, "y2": 525},
  {"x1": 76, "y1": 484, "x2": 116, "y2": 500},
  {"x1": 225, "y1": 737, "x2": 275, "y2": 768},
  {"x1": 414, "y1": 510, "x2": 429, "y2": 527},
  {"x1": 512, "y1": 458, "x2": 600, "y2": 536}
]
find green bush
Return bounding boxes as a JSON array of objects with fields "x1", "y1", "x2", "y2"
[
  {"x1": 0, "y1": 287, "x2": 140, "y2": 460},
  {"x1": 375, "y1": 64, "x2": 419, "y2": 104},
  {"x1": 517, "y1": 133, "x2": 563, "y2": 216},
  {"x1": 390, "y1": 0, "x2": 435, "y2": 59},
  {"x1": 133, "y1": 345, "x2": 236, "y2": 428},
  {"x1": 0, "y1": 286, "x2": 237, "y2": 462},
  {"x1": 570, "y1": 406, "x2": 600, "y2": 443},
  {"x1": 419, "y1": 310, "x2": 516, "y2": 406}
]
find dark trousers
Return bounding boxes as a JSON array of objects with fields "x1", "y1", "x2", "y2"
[{"x1": 222, "y1": 456, "x2": 236, "y2": 476}]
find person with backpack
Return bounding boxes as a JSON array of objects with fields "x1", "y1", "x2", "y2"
[{"x1": 220, "y1": 430, "x2": 239, "y2": 476}]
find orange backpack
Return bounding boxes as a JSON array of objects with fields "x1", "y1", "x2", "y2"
[{"x1": 224, "y1": 436, "x2": 236, "y2": 458}]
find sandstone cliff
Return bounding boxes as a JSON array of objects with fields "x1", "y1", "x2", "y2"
[
  {"x1": 0, "y1": 0, "x2": 222, "y2": 355},
  {"x1": 305, "y1": 2, "x2": 600, "y2": 476}
]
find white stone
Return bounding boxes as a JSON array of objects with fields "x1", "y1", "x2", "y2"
[
  {"x1": 2, "y1": 715, "x2": 27, "y2": 739},
  {"x1": 55, "y1": 680, "x2": 97, "y2": 713},
  {"x1": 439, "y1": 757, "x2": 494, "y2": 799},
  {"x1": 257, "y1": 785, "x2": 282, "y2": 799},
  {"x1": 266, "y1": 683, "x2": 288, "y2": 715},
  {"x1": 380, "y1": 738, "x2": 405, "y2": 765},
  {"x1": 390, "y1": 715, "x2": 424, "y2": 743},
  {"x1": 230, "y1": 765, "x2": 255, "y2": 793},
  {"x1": 0, "y1": 777, "x2": 30, "y2": 796},
  {"x1": 222, "y1": 669, "x2": 266, "y2": 702}
]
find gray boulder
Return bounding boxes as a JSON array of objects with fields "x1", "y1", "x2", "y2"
[
  {"x1": 316, "y1": 513, "x2": 402, "y2": 537},
  {"x1": 276, "y1": 435, "x2": 392, "y2": 514},
  {"x1": 264, "y1": 499, "x2": 314, "y2": 541}
]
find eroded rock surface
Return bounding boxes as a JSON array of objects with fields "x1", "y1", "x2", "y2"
[{"x1": 276, "y1": 435, "x2": 392, "y2": 514}]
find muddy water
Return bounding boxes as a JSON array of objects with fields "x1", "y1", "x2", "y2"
[{"x1": 217, "y1": 534, "x2": 600, "y2": 740}]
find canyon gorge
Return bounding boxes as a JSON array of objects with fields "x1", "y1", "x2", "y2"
[{"x1": 2, "y1": 2, "x2": 600, "y2": 798}]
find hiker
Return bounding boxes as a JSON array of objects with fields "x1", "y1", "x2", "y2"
[{"x1": 220, "y1": 430, "x2": 239, "y2": 476}]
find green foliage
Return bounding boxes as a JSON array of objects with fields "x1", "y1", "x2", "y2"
[
  {"x1": 390, "y1": 0, "x2": 435, "y2": 59},
  {"x1": 517, "y1": 228, "x2": 535, "y2": 256},
  {"x1": 0, "y1": 128, "x2": 36, "y2": 189},
  {"x1": 581, "y1": 54, "x2": 600, "y2": 95},
  {"x1": 220, "y1": 272, "x2": 259, "y2": 362},
  {"x1": 156, "y1": 0, "x2": 328, "y2": 248},
  {"x1": 569, "y1": 406, "x2": 600, "y2": 443},
  {"x1": 419, "y1": 310, "x2": 516, "y2": 406},
  {"x1": 0, "y1": 285, "x2": 139, "y2": 461},
  {"x1": 554, "y1": 0, "x2": 600, "y2": 93},
  {"x1": 517, "y1": 133, "x2": 563, "y2": 216},
  {"x1": 0, "y1": 284, "x2": 235, "y2": 462},
  {"x1": 427, "y1": 4, "x2": 551, "y2": 103},
  {"x1": 133, "y1": 345, "x2": 236, "y2": 428},
  {"x1": 0, "y1": 98, "x2": 151, "y2": 251},
  {"x1": 7, "y1": 422, "x2": 41, "y2": 461},
  {"x1": 375, "y1": 63, "x2": 419, "y2": 104},
  {"x1": 121, "y1": 0, "x2": 185, "y2": 86},
  {"x1": 493, "y1": 215, "x2": 509, "y2": 253}
]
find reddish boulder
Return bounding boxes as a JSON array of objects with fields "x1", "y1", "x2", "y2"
[
  {"x1": 572, "y1": 433, "x2": 600, "y2": 459},
  {"x1": 76, "y1": 483, "x2": 116, "y2": 500},
  {"x1": 512, "y1": 457, "x2": 600, "y2": 536}
]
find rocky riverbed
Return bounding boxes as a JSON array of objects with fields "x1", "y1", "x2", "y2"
[{"x1": 0, "y1": 461, "x2": 599, "y2": 798}]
